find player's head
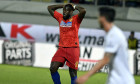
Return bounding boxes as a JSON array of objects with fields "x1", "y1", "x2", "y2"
[
  {"x1": 130, "y1": 31, "x2": 135, "y2": 38},
  {"x1": 131, "y1": 31, "x2": 135, "y2": 35},
  {"x1": 98, "y1": 7, "x2": 116, "y2": 29},
  {"x1": 63, "y1": 4, "x2": 74, "y2": 20}
]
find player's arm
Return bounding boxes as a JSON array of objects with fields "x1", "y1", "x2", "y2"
[
  {"x1": 76, "y1": 52, "x2": 113, "y2": 84},
  {"x1": 69, "y1": 3, "x2": 86, "y2": 19},
  {"x1": 48, "y1": 4, "x2": 64, "y2": 17},
  {"x1": 75, "y1": 5, "x2": 86, "y2": 19}
]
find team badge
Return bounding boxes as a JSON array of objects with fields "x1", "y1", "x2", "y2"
[
  {"x1": 75, "y1": 61, "x2": 79, "y2": 68},
  {"x1": 69, "y1": 18, "x2": 73, "y2": 22}
]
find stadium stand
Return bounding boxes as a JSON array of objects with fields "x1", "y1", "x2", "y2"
[{"x1": 0, "y1": 1, "x2": 139, "y2": 31}]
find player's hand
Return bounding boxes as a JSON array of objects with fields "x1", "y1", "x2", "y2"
[
  {"x1": 70, "y1": 3, "x2": 76, "y2": 10},
  {"x1": 69, "y1": 3, "x2": 74, "y2": 7},
  {"x1": 76, "y1": 74, "x2": 89, "y2": 84}
]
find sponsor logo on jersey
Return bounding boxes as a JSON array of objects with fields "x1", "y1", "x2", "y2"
[{"x1": 60, "y1": 18, "x2": 73, "y2": 27}]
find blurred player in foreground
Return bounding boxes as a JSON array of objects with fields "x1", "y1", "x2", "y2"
[
  {"x1": 48, "y1": 3, "x2": 86, "y2": 84},
  {"x1": 76, "y1": 7, "x2": 135, "y2": 84}
]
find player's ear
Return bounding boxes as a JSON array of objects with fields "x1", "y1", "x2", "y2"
[{"x1": 102, "y1": 16, "x2": 107, "y2": 22}]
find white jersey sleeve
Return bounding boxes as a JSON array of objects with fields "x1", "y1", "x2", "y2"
[{"x1": 105, "y1": 35, "x2": 120, "y2": 53}]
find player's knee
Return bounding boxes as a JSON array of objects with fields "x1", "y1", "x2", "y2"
[
  {"x1": 69, "y1": 69, "x2": 77, "y2": 77},
  {"x1": 50, "y1": 66, "x2": 58, "y2": 73}
]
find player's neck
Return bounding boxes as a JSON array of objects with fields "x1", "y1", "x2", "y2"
[
  {"x1": 63, "y1": 16, "x2": 72, "y2": 21},
  {"x1": 104, "y1": 23, "x2": 114, "y2": 32}
]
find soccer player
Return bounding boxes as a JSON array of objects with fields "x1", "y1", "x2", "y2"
[
  {"x1": 76, "y1": 7, "x2": 135, "y2": 84},
  {"x1": 48, "y1": 3, "x2": 86, "y2": 84}
]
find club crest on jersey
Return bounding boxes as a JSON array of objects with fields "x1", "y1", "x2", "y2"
[
  {"x1": 60, "y1": 21, "x2": 72, "y2": 27},
  {"x1": 75, "y1": 61, "x2": 78, "y2": 68}
]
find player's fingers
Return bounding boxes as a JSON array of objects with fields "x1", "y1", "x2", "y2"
[{"x1": 68, "y1": 3, "x2": 75, "y2": 10}]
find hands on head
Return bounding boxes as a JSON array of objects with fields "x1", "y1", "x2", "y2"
[{"x1": 64, "y1": 3, "x2": 76, "y2": 11}]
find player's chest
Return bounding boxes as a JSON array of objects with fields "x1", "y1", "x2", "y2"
[{"x1": 59, "y1": 18, "x2": 74, "y2": 28}]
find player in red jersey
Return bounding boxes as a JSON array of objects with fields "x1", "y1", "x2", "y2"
[{"x1": 48, "y1": 3, "x2": 86, "y2": 84}]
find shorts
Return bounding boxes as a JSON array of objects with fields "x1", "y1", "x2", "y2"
[{"x1": 51, "y1": 47, "x2": 80, "y2": 70}]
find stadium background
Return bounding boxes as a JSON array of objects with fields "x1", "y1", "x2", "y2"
[{"x1": 0, "y1": 0, "x2": 140, "y2": 84}]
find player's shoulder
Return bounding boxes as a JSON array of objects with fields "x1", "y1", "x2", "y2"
[
  {"x1": 114, "y1": 26, "x2": 125, "y2": 38},
  {"x1": 107, "y1": 25, "x2": 124, "y2": 40},
  {"x1": 72, "y1": 14, "x2": 81, "y2": 19},
  {"x1": 54, "y1": 10, "x2": 63, "y2": 16},
  {"x1": 72, "y1": 14, "x2": 83, "y2": 23},
  {"x1": 71, "y1": 15, "x2": 78, "y2": 22}
]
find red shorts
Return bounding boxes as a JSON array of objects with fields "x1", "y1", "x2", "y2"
[{"x1": 51, "y1": 47, "x2": 80, "y2": 70}]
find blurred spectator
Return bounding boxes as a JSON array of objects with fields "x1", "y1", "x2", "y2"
[
  {"x1": 78, "y1": 0, "x2": 85, "y2": 4},
  {"x1": 55, "y1": 0, "x2": 62, "y2": 3},
  {"x1": 70, "y1": 0, "x2": 80, "y2": 3},
  {"x1": 128, "y1": 31, "x2": 138, "y2": 50},
  {"x1": 97, "y1": 0, "x2": 122, "y2": 6},
  {"x1": 126, "y1": 0, "x2": 137, "y2": 7},
  {"x1": 84, "y1": 0, "x2": 94, "y2": 4},
  {"x1": 98, "y1": 0, "x2": 110, "y2": 5},
  {"x1": 78, "y1": 0, "x2": 94, "y2": 4},
  {"x1": 114, "y1": 0, "x2": 122, "y2": 6},
  {"x1": 137, "y1": 0, "x2": 140, "y2": 7}
]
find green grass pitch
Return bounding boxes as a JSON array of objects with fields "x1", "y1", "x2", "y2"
[{"x1": 0, "y1": 64, "x2": 139, "y2": 84}]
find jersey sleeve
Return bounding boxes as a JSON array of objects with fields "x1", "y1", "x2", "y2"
[
  {"x1": 54, "y1": 11, "x2": 63, "y2": 22},
  {"x1": 105, "y1": 36, "x2": 120, "y2": 53},
  {"x1": 74, "y1": 14, "x2": 83, "y2": 24}
]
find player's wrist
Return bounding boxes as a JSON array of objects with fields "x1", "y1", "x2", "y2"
[{"x1": 73, "y1": 5, "x2": 76, "y2": 10}]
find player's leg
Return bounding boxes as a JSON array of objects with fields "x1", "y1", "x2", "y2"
[
  {"x1": 50, "y1": 47, "x2": 66, "y2": 84},
  {"x1": 50, "y1": 61, "x2": 63, "y2": 73},
  {"x1": 50, "y1": 62, "x2": 63, "y2": 84},
  {"x1": 66, "y1": 47, "x2": 80, "y2": 84},
  {"x1": 69, "y1": 67, "x2": 77, "y2": 84}
]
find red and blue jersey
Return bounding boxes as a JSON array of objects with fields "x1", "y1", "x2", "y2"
[{"x1": 54, "y1": 10, "x2": 83, "y2": 47}]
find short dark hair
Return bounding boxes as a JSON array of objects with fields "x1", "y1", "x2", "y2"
[
  {"x1": 99, "y1": 7, "x2": 116, "y2": 22},
  {"x1": 131, "y1": 31, "x2": 135, "y2": 35},
  {"x1": 64, "y1": 4, "x2": 74, "y2": 11}
]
